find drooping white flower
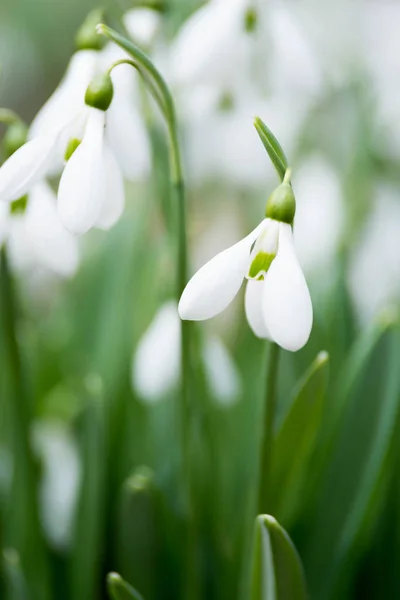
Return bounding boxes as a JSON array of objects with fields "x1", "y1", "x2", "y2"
[
  {"x1": 293, "y1": 155, "x2": 344, "y2": 275},
  {"x1": 123, "y1": 7, "x2": 161, "y2": 47},
  {"x1": 132, "y1": 301, "x2": 241, "y2": 405},
  {"x1": 58, "y1": 107, "x2": 125, "y2": 234},
  {"x1": 32, "y1": 420, "x2": 81, "y2": 550},
  {"x1": 170, "y1": 0, "x2": 255, "y2": 89},
  {"x1": 179, "y1": 216, "x2": 313, "y2": 352},
  {"x1": 1, "y1": 182, "x2": 79, "y2": 277},
  {"x1": 347, "y1": 185, "x2": 400, "y2": 324}
]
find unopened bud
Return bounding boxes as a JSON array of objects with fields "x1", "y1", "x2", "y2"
[
  {"x1": 265, "y1": 170, "x2": 296, "y2": 224},
  {"x1": 85, "y1": 73, "x2": 113, "y2": 111}
]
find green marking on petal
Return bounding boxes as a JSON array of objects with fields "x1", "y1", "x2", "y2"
[
  {"x1": 244, "y1": 7, "x2": 258, "y2": 33},
  {"x1": 65, "y1": 138, "x2": 81, "y2": 162},
  {"x1": 248, "y1": 251, "x2": 276, "y2": 280},
  {"x1": 10, "y1": 195, "x2": 28, "y2": 215}
]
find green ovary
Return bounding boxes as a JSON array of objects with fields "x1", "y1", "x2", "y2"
[{"x1": 248, "y1": 251, "x2": 276, "y2": 280}]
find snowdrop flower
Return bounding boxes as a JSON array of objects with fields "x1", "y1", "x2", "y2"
[
  {"x1": 347, "y1": 185, "x2": 400, "y2": 324},
  {"x1": 1, "y1": 183, "x2": 79, "y2": 277},
  {"x1": 28, "y1": 9, "x2": 152, "y2": 182},
  {"x1": 171, "y1": 0, "x2": 258, "y2": 89},
  {"x1": 293, "y1": 155, "x2": 344, "y2": 275},
  {"x1": 0, "y1": 72, "x2": 125, "y2": 235},
  {"x1": 32, "y1": 420, "x2": 81, "y2": 550},
  {"x1": 179, "y1": 173, "x2": 313, "y2": 352},
  {"x1": 132, "y1": 302, "x2": 241, "y2": 405},
  {"x1": 124, "y1": 7, "x2": 161, "y2": 47}
]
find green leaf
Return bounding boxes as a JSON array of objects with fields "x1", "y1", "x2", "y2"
[
  {"x1": 250, "y1": 515, "x2": 308, "y2": 600},
  {"x1": 2, "y1": 549, "x2": 29, "y2": 600},
  {"x1": 254, "y1": 117, "x2": 289, "y2": 182},
  {"x1": 303, "y1": 317, "x2": 400, "y2": 599},
  {"x1": 272, "y1": 352, "x2": 329, "y2": 524},
  {"x1": 107, "y1": 572, "x2": 144, "y2": 600}
]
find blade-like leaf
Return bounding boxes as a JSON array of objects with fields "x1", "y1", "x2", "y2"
[
  {"x1": 272, "y1": 352, "x2": 329, "y2": 524},
  {"x1": 254, "y1": 117, "x2": 289, "y2": 182},
  {"x1": 303, "y1": 319, "x2": 400, "y2": 599},
  {"x1": 250, "y1": 515, "x2": 308, "y2": 600},
  {"x1": 107, "y1": 572, "x2": 144, "y2": 600}
]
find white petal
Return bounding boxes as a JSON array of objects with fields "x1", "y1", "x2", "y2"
[
  {"x1": 95, "y1": 146, "x2": 125, "y2": 230},
  {"x1": 106, "y1": 70, "x2": 151, "y2": 181},
  {"x1": 25, "y1": 182, "x2": 79, "y2": 277},
  {"x1": 58, "y1": 109, "x2": 105, "y2": 235},
  {"x1": 0, "y1": 135, "x2": 58, "y2": 203},
  {"x1": 123, "y1": 8, "x2": 161, "y2": 46},
  {"x1": 29, "y1": 50, "x2": 99, "y2": 140},
  {"x1": 170, "y1": 0, "x2": 250, "y2": 87},
  {"x1": 132, "y1": 301, "x2": 181, "y2": 402},
  {"x1": 245, "y1": 279, "x2": 272, "y2": 339},
  {"x1": 202, "y1": 335, "x2": 241, "y2": 406},
  {"x1": 263, "y1": 223, "x2": 313, "y2": 352},
  {"x1": 179, "y1": 220, "x2": 267, "y2": 321}
]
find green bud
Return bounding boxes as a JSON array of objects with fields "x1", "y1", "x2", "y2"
[
  {"x1": 75, "y1": 9, "x2": 105, "y2": 51},
  {"x1": 3, "y1": 121, "x2": 28, "y2": 157},
  {"x1": 64, "y1": 138, "x2": 81, "y2": 162},
  {"x1": 244, "y1": 7, "x2": 258, "y2": 33},
  {"x1": 265, "y1": 170, "x2": 296, "y2": 224},
  {"x1": 10, "y1": 195, "x2": 28, "y2": 215},
  {"x1": 85, "y1": 73, "x2": 113, "y2": 111}
]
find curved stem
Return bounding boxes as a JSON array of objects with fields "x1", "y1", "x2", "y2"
[{"x1": 258, "y1": 342, "x2": 280, "y2": 514}]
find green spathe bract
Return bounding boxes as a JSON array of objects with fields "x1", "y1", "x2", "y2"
[{"x1": 85, "y1": 73, "x2": 114, "y2": 111}]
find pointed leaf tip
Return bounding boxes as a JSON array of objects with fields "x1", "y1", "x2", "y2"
[
  {"x1": 250, "y1": 514, "x2": 308, "y2": 600},
  {"x1": 107, "y1": 572, "x2": 144, "y2": 600}
]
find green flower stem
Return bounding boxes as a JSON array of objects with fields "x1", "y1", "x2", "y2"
[
  {"x1": 258, "y1": 342, "x2": 281, "y2": 514},
  {"x1": 98, "y1": 24, "x2": 196, "y2": 594}
]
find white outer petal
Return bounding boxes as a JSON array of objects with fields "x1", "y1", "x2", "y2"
[
  {"x1": 95, "y1": 146, "x2": 125, "y2": 231},
  {"x1": 263, "y1": 223, "x2": 313, "y2": 352},
  {"x1": 202, "y1": 335, "x2": 241, "y2": 406},
  {"x1": 179, "y1": 220, "x2": 267, "y2": 321},
  {"x1": 132, "y1": 301, "x2": 181, "y2": 402},
  {"x1": 29, "y1": 50, "x2": 99, "y2": 140},
  {"x1": 0, "y1": 135, "x2": 58, "y2": 203},
  {"x1": 25, "y1": 182, "x2": 79, "y2": 277},
  {"x1": 245, "y1": 279, "x2": 272, "y2": 339},
  {"x1": 58, "y1": 109, "x2": 105, "y2": 235}
]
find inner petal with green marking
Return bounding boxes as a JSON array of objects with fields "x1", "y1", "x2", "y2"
[{"x1": 247, "y1": 219, "x2": 279, "y2": 280}]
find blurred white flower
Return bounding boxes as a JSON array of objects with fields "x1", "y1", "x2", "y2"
[
  {"x1": 123, "y1": 7, "x2": 161, "y2": 47},
  {"x1": 132, "y1": 301, "x2": 241, "y2": 405},
  {"x1": 0, "y1": 182, "x2": 79, "y2": 277},
  {"x1": 170, "y1": 0, "x2": 256, "y2": 89},
  {"x1": 347, "y1": 185, "x2": 400, "y2": 324},
  {"x1": 293, "y1": 155, "x2": 344, "y2": 275},
  {"x1": 179, "y1": 218, "x2": 313, "y2": 352},
  {"x1": 33, "y1": 420, "x2": 81, "y2": 550}
]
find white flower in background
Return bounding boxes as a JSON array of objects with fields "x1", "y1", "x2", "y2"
[
  {"x1": 0, "y1": 183, "x2": 79, "y2": 277},
  {"x1": 124, "y1": 7, "x2": 161, "y2": 47},
  {"x1": 0, "y1": 73, "x2": 126, "y2": 235},
  {"x1": 28, "y1": 9, "x2": 153, "y2": 182},
  {"x1": 132, "y1": 302, "x2": 241, "y2": 405},
  {"x1": 32, "y1": 420, "x2": 81, "y2": 550},
  {"x1": 293, "y1": 155, "x2": 344, "y2": 275},
  {"x1": 171, "y1": 0, "x2": 257, "y2": 90},
  {"x1": 347, "y1": 185, "x2": 400, "y2": 324},
  {"x1": 179, "y1": 177, "x2": 313, "y2": 352}
]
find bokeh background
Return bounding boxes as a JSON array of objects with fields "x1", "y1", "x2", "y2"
[{"x1": 1, "y1": 1, "x2": 400, "y2": 599}]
